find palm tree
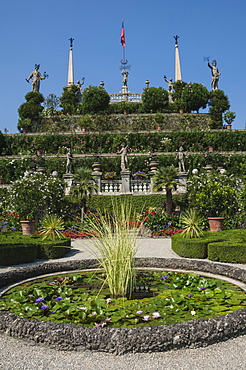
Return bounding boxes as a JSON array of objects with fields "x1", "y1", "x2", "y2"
[
  {"x1": 152, "y1": 166, "x2": 180, "y2": 215},
  {"x1": 69, "y1": 167, "x2": 98, "y2": 222}
]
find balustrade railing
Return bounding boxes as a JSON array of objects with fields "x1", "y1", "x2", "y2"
[
  {"x1": 131, "y1": 180, "x2": 150, "y2": 193},
  {"x1": 101, "y1": 180, "x2": 121, "y2": 193},
  {"x1": 109, "y1": 93, "x2": 143, "y2": 103}
]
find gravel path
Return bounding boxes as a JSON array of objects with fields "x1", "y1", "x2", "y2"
[
  {"x1": 0, "y1": 237, "x2": 246, "y2": 369},
  {"x1": 0, "y1": 333, "x2": 245, "y2": 370}
]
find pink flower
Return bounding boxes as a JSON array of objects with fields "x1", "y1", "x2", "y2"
[
  {"x1": 142, "y1": 315, "x2": 150, "y2": 321},
  {"x1": 152, "y1": 312, "x2": 161, "y2": 319},
  {"x1": 136, "y1": 310, "x2": 143, "y2": 315}
]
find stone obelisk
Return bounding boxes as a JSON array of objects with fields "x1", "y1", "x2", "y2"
[
  {"x1": 67, "y1": 38, "x2": 74, "y2": 86},
  {"x1": 174, "y1": 35, "x2": 182, "y2": 81}
]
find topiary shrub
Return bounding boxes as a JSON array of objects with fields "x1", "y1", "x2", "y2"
[
  {"x1": 0, "y1": 233, "x2": 70, "y2": 265},
  {"x1": 37, "y1": 239, "x2": 71, "y2": 259},
  {"x1": 142, "y1": 87, "x2": 168, "y2": 113},
  {"x1": 208, "y1": 241, "x2": 246, "y2": 263},
  {"x1": 81, "y1": 85, "x2": 110, "y2": 114},
  {"x1": 0, "y1": 244, "x2": 38, "y2": 266},
  {"x1": 171, "y1": 233, "x2": 208, "y2": 259}
]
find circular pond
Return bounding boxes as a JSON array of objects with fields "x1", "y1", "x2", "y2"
[{"x1": 0, "y1": 258, "x2": 246, "y2": 354}]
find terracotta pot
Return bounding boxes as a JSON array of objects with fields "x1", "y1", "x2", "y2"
[
  {"x1": 157, "y1": 125, "x2": 162, "y2": 131},
  {"x1": 20, "y1": 220, "x2": 36, "y2": 235},
  {"x1": 226, "y1": 124, "x2": 232, "y2": 130},
  {"x1": 208, "y1": 146, "x2": 214, "y2": 153},
  {"x1": 0, "y1": 178, "x2": 4, "y2": 185},
  {"x1": 207, "y1": 217, "x2": 225, "y2": 232},
  {"x1": 179, "y1": 109, "x2": 184, "y2": 114}
]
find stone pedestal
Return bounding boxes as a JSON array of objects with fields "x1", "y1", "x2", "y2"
[
  {"x1": 92, "y1": 162, "x2": 102, "y2": 194},
  {"x1": 121, "y1": 170, "x2": 131, "y2": 194},
  {"x1": 63, "y1": 173, "x2": 73, "y2": 196},
  {"x1": 177, "y1": 172, "x2": 188, "y2": 194}
]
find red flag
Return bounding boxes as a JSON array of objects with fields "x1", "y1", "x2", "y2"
[{"x1": 121, "y1": 21, "x2": 126, "y2": 46}]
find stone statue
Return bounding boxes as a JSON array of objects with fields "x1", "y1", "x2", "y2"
[
  {"x1": 177, "y1": 146, "x2": 185, "y2": 172},
  {"x1": 66, "y1": 148, "x2": 73, "y2": 174},
  {"x1": 121, "y1": 70, "x2": 129, "y2": 87},
  {"x1": 164, "y1": 76, "x2": 173, "y2": 93},
  {"x1": 118, "y1": 143, "x2": 128, "y2": 171},
  {"x1": 77, "y1": 77, "x2": 85, "y2": 92},
  {"x1": 26, "y1": 64, "x2": 47, "y2": 92},
  {"x1": 76, "y1": 78, "x2": 85, "y2": 103},
  {"x1": 208, "y1": 60, "x2": 221, "y2": 90}
]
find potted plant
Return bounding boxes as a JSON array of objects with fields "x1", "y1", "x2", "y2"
[
  {"x1": 187, "y1": 171, "x2": 239, "y2": 231},
  {"x1": 6, "y1": 173, "x2": 66, "y2": 235},
  {"x1": 223, "y1": 111, "x2": 236, "y2": 130}
]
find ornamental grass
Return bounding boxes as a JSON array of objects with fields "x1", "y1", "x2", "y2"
[{"x1": 84, "y1": 203, "x2": 141, "y2": 298}]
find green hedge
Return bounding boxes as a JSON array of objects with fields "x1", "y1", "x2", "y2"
[
  {"x1": 171, "y1": 229, "x2": 246, "y2": 263},
  {"x1": 4, "y1": 129, "x2": 246, "y2": 156},
  {"x1": 0, "y1": 244, "x2": 38, "y2": 266},
  {"x1": 2, "y1": 152, "x2": 246, "y2": 183},
  {"x1": 0, "y1": 233, "x2": 71, "y2": 266},
  {"x1": 37, "y1": 239, "x2": 71, "y2": 259},
  {"x1": 171, "y1": 233, "x2": 209, "y2": 259},
  {"x1": 88, "y1": 194, "x2": 187, "y2": 214},
  {"x1": 208, "y1": 241, "x2": 246, "y2": 263},
  {"x1": 38, "y1": 113, "x2": 210, "y2": 133}
]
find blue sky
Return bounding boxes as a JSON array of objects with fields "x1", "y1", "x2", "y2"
[{"x1": 0, "y1": 0, "x2": 245, "y2": 133}]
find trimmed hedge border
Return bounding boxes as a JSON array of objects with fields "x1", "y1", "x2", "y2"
[
  {"x1": 0, "y1": 235, "x2": 71, "y2": 265},
  {"x1": 0, "y1": 258, "x2": 246, "y2": 354},
  {"x1": 171, "y1": 231, "x2": 246, "y2": 263}
]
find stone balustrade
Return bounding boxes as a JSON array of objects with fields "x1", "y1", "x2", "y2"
[{"x1": 109, "y1": 92, "x2": 143, "y2": 103}]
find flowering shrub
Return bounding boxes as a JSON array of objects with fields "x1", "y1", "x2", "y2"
[
  {"x1": 187, "y1": 171, "x2": 239, "y2": 218},
  {"x1": 141, "y1": 207, "x2": 181, "y2": 235},
  {"x1": 104, "y1": 172, "x2": 117, "y2": 179},
  {"x1": 0, "y1": 212, "x2": 21, "y2": 231},
  {"x1": 5, "y1": 173, "x2": 68, "y2": 220},
  {"x1": 133, "y1": 171, "x2": 148, "y2": 180}
]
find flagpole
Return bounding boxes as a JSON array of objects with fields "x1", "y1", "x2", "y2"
[
  {"x1": 120, "y1": 19, "x2": 130, "y2": 69},
  {"x1": 120, "y1": 19, "x2": 131, "y2": 101}
]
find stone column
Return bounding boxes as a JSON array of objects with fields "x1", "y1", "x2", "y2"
[
  {"x1": 175, "y1": 44, "x2": 182, "y2": 82},
  {"x1": 121, "y1": 170, "x2": 131, "y2": 194},
  {"x1": 67, "y1": 38, "x2": 74, "y2": 86}
]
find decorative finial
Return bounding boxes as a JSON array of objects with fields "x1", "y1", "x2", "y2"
[
  {"x1": 174, "y1": 35, "x2": 179, "y2": 45},
  {"x1": 69, "y1": 38, "x2": 74, "y2": 48}
]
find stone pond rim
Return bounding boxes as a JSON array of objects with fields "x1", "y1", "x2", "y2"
[{"x1": 0, "y1": 257, "x2": 246, "y2": 355}]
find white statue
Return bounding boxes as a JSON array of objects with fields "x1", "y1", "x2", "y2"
[
  {"x1": 66, "y1": 148, "x2": 73, "y2": 174},
  {"x1": 177, "y1": 146, "x2": 185, "y2": 172},
  {"x1": 118, "y1": 143, "x2": 128, "y2": 171}
]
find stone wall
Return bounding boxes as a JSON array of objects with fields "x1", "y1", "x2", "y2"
[{"x1": 40, "y1": 113, "x2": 211, "y2": 133}]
